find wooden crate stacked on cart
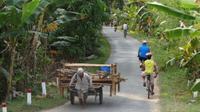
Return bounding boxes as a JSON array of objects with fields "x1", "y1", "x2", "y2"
[
  {"x1": 57, "y1": 63, "x2": 125, "y2": 96},
  {"x1": 56, "y1": 68, "x2": 76, "y2": 96}
]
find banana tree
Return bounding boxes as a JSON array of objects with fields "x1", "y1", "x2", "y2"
[
  {"x1": 13, "y1": 0, "x2": 82, "y2": 92},
  {"x1": 0, "y1": 66, "x2": 8, "y2": 103},
  {"x1": 0, "y1": 0, "x2": 43, "y2": 99}
]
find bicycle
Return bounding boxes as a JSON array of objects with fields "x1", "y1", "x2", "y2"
[
  {"x1": 124, "y1": 30, "x2": 127, "y2": 38},
  {"x1": 146, "y1": 74, "x2": 153, "y2": 99},
  {"x1": 114, "y1": 26, "x2": 117, "y2": 32}
]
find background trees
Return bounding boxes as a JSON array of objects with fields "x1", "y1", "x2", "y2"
[{"x1": 0, "y1": 0, "x2": 112, "y2": 103}]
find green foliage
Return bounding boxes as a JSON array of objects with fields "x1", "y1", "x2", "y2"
[
  {"x1": 49, "y1": 0, "x2": 110, "y2": 61},
  {"x1": 191, "y1": 79, "x2": 200, "y2": 91},
  {"x1": 147, "y1": 1, "x2": 196, "y2": 20},
  {"x1": 0, "y1": 0, "x2": 5, "y2": 7},
  {"x1": 85, "y1": 36, "x2": 111, "y2": 64},
  {"x1": 164, "y1": 27, "x2": 196, "y2": 38},
  {"x1": 0, "y1": 0, "x2": 111, "y2": 105},
  {"x1": 0, "y1": 66, "x2": 8, "y2": 103},
  {"x1": 0, "y1": 6, "x2": 21, "y2": 28},
  {"x1": 179, "y1": 0, "x2": 200, "y2": 9},
  {"x1": 22, "y1": 0, "x2": 40, "y2": 24}
]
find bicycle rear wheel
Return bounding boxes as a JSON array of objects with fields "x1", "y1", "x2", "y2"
[
  {"x1": 124, "y1": 30, "x2": 127, "y2": 38},
  {"x1": 146, "y1": 75, "x2": 151, "y2": 99},
  {"x1": 147, "y1": 82, "x2": 151, "y2": 99}
]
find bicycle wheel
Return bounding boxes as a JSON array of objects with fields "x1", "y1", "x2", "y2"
[
  {"x1": 147, "y1": 81, "x2": 151, "y2": 99},
  {"x1": 99, "y1": 87, "x2": 103, "y2": 104},
  {"x1": 147, "y1": 75, "x2": 151, "y2": 99},
  {"x1": 124, "y1": 30, "x2": 127, "y2": 38},
  {"x1": 70, "y1": 92, "x2": 75, "y2": 104}
]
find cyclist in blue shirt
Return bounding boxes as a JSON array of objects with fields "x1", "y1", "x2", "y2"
[{"x1": 138, "y1": 40, "x2": 150, "y2": 62}]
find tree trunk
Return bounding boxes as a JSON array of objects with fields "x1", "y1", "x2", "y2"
[
  {"x1": 7, "y1": 43, "x2": 16, "y2": 99},
  {"x1": 30, "y1": 11, "x2": 45, "y2": 83}
]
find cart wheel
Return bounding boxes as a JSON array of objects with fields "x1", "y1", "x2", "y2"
[
  {"x1": 99, "y1": 87, "x2": 103, "y2": 104},
  {"x1": 70, "y1": 92, "x2": 75, "y2": 104}
]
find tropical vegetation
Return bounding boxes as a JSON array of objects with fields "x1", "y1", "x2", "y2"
[
  {"x1": 113, "y1": 0, "x2": 200, "y2": 111},
  {"x1": 0, "y1": 0, "x2": 124, "y2": 106},
  {"x1": 1, "y1": 0, "x2": 200, "y2": 111}
]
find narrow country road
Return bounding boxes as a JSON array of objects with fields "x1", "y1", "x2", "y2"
[{"x1": 42, "y1": 26, "x2": 160, "y2": 112}]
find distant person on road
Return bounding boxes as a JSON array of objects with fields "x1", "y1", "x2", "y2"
[
  {"x1": 122, "y1": 23, "x2": 128, "y2": 38},
  {"x1": 141, "y1": 52, "x2": 158, "y2": 95},
  {"x1": 138, "y1": 40, "x2": 150, "y2": 63},
  {"x1": 113, "y1": 20, "x2": 118, "y2": 32},
  {"x1": 69, "y1": 68, "x2": 93, "y2": 104}
]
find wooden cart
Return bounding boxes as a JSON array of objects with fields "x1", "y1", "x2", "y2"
[
  {"x1": 69, "y1": 84, "x2": 103, "y2": 104},
  {"x1": 57, "y1": 63, "x2": 125, "y2": 98}
]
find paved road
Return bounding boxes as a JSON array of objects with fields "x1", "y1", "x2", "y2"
[{"x1": 42, "y1": 26, "x2": 160, "y2": 112}]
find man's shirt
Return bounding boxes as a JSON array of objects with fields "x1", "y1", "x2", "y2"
[
  {"x1": 138, "y1": 44, "x2": 150, "y2": 58},
  {"x1": 70, "y1": 72, "x2": 92, "y2": 91},
  {"x1": 144, "y1": 59, "x2": 155, "y2": 75},
  {"x1": 123, "y1": 24, "x2": 128, "y2": 30}
]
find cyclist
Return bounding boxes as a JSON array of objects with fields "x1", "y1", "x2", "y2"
[
  {"x1": 141, "y1": 52, "x2": 158, "y2": 95},
  {"x1": 122, "y1": 22, "x2": 128, "y2": 38},
  {"x1": 138, "y1": 40, "x2": 150, "y2": 63},
  {"x1": 113, "y1": 20, "x2": 117, "y2": 32},
  {"x1": 138, "y1": 40, "x2": 150, "y2": 71}
]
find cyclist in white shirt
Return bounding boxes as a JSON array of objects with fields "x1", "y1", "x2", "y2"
[{"x1": 123, "y1": 23, "x2": 128, "y2": 38}]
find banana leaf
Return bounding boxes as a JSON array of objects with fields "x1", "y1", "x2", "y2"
[
  {"x1": 136, "y1": 6, "x2": 145, "y2": 16},
  {"x1": 51, "y1": 41, "x2": 71, "y2": 48},
  {"x1": 191, "y1": 30, "x2": 200, "y2": 37},
  {"x1": 147, "y1": 2, "x2": 195, "y2": 20},
  {"x1": 56, "y1": 36, "x2": 76, "y2": 42},
  {"x1": 21, "y1": 0, "x2": 41, "y2": 24},
  {"x1": 182, "y1": 51, "x2": 200, "y2": 67},
  {"x1": 6, "y1": 0, "x2": 24, "y2": 6},
  {"x1": 190, "y1": 37, "x2": 200, "y2": 48},
  {"x1": 180, "y1": 0, "x2": 200, "y2": 9},
  {"x1": 164, "y1": 27, "x2": 196, "y2": 38},
  {"x1": 0, "y1": 12, "x2": 8, "y2": 27},
  {"x1": 139, "y1": 12, "x2": 150, "y2": 20},
  {"x1": 0, "y1": 67, "x2": 9, "y2": 79},
  {"x1": 191, "y1": 79, "x2": 200, "y2": 91},
  {"x1": 159, "y1": 20, "x2": 167, "y2": 25},
  {"x1": 0, "y1": 6, "x2": 22, "y2": 27}
]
